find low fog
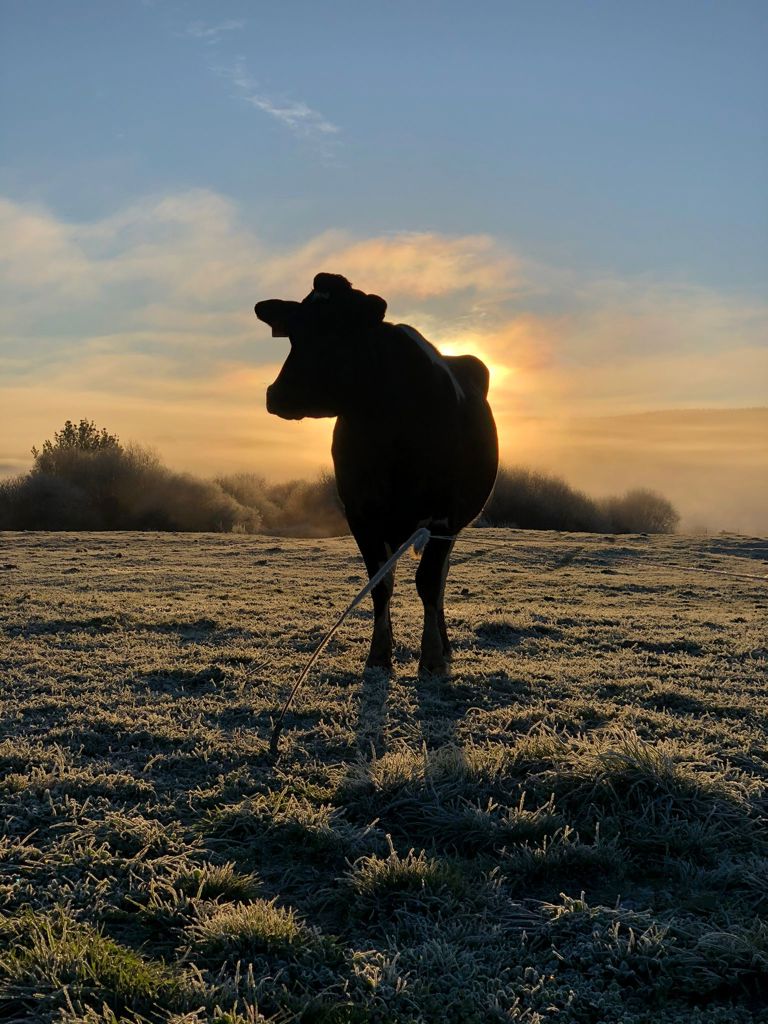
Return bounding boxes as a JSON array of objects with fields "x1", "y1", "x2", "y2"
[
  {"x1": 1, "y1": 419, "x2": 680, "y2": 537},
  {"x1": 500, "y1": 408, "x2": 768, "y2": 536},
  {"x1": 1, "y1": 409, "x2": 765, "y2": 536}
]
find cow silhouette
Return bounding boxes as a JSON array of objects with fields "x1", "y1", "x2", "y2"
[{"x1": 255, "y1": 273, "x2": 498, "y2": 675}]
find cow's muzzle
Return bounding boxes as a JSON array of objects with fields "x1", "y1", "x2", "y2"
[{"x1": 266, "y1": 384, "x2": 302, "y2": 420}]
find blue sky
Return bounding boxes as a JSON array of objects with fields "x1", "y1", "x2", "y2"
[
  {"x1": 3, "y1": 0, "x2": 766, "y2": 289},
  {"x1": 1, "y1": 1, "x2": 766, "y2": 530}
]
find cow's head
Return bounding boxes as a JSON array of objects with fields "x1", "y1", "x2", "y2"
[{"x1": 255, "y1": 273, "x2": 387, "y2": 419}]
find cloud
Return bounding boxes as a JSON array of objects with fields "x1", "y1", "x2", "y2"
[
  {"x1": 212, "y1": 58, "x2": 340, "y2": 142},
  {"x1": 246, "y1": 95, "x2": 339, "y2": 138},
  {"x1": 255, "y1": 230, "x2": 521, "y2": 304},
  {"x1": 186, "y1": 20, "x2": 245, "y2": 43},
  {"x1": 0, "y1": 192, "x2": 524, "y2": 340},
  {"x1": 214, "y1": 57, "x2": 339, "y2": 140},
  {"x1": 0, "y1": 197, "x2": 98, "y2": 300},
  {"x1": 181, "y1": 14, "x2": 340, "y2": 151},
  {"x1": 1, "y1": 188, "x2": 766, "y2": 530},
  {"x1": 0, "y1": 190, "x2": 258, "y2": 328}
]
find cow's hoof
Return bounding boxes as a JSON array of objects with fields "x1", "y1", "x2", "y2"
[
  {"x1": 418, "y1": 656, "x2": 449, "y2": 678},
  {"x1": 365, "y1": 653, "x2": 392, "y2": 673}
]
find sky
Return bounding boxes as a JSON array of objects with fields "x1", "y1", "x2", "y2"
[{"x1": 1, "y1": 0, "x2": 767, "y2": 532}]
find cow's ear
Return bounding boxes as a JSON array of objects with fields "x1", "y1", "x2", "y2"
[
  {"x1": 341, "y1": 291, "x2": 386, "y2": 330},
  {"x1": 362, "y1": 293, "x2": 387, "y2": 326},
  {"x1": 254, "y1": 299, "x2": 300, "y2": 338}
]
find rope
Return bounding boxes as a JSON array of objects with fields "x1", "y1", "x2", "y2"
[
  {"x1": 268, "y1": 525, "x2": 452, "y2": 760},
  {"x1": 267, "y1": 528, "x2": 763, "y2": 759}
]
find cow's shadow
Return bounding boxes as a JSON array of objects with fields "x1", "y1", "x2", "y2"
[
  {"x1": 355, "y1": 666, "x2": 391, "y2": 757},
  {"x1": 412, "y1": 671, "x2": 467, "y2": 750},
  {"x1": 345, "y1": 665, "x2": 470, "y2": 855},
  {"x1": 354, "y1": 662, "x2": 466, "y2": 761}
]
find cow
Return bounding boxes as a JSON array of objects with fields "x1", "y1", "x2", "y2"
[{"x1": 255, "y1": 273, "x2": 498, "y2": 675}]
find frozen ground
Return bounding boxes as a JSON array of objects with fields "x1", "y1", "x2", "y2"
[{"x1": 0, "y1": 529, "x2": 766, "y2": 1022}]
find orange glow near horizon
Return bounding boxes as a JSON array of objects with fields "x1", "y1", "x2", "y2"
[
  {"x1": 1, "y1": 191, "x2": 767, "y2": 533},
  {"x1": 438, "y1": 339, "x2": 514, "y2": 391}
]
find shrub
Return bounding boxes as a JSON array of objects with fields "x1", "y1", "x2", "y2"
[
  {"x1": 217, "y1": 469, "x2": 348, "y2": 536},
  {"x1": 116, "y1": 453, "x2": 260, "y2": 533},
  {"x1": 601, "y1": 488, "x2": 680, "y2": 533},
  {"x1": 31, "y1": 418, "x2": 121, "y2": 466},
  {"x1": 1, "y1": 420, "x2": 678, "y2": 536},
  {"x1": 1, "y1": 422, "x2": 261, "y2": 533},
  {"x1": 481, "y1": 466, "x2": 678, "y2": 534},
  {"x1": 482, "y1": 467, "x2": 608, "y2": 532},
  {"x1": 213, "y1": 472, "x2": 282, "y2": 525},
  {"x1": 0, "y1": 472, "x2": 96, "y2": 530}
]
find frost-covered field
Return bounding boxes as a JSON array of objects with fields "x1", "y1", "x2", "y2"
[{"x1": 0, "y1": 529, "x2": 766, "y2": 1023}]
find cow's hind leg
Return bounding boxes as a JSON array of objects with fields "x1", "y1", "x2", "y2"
[
  {"x1": 415, "y1": 536, "x2": 455, "y2": 676},
  {"x1": 351, "y1": 527, "x2": 395, "y2": 671}
]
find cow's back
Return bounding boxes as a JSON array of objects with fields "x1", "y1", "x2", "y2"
[
  {"x1": 445, "y1": 354, "x2": 490, "y2": 399},
  {"x1": 332, "y1": 324, "x2": 498, "y2": 541},
  {"x1": 444, "y1": 354, "x2": 498, "y2": 528}
]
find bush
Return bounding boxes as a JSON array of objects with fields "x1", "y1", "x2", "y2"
[
  {"x1": 31, "y1": 418, "x2": 121, "y2": 469},
  {"x1": 601, "y1": 488, "x2": 680, "y2": 534},
  {"x1": 0, "y1": 473, "x2": 96, "y2": 530},
  {"x1": 213, "y1": 472, "x2": 281, "y2": 525},
  {"x1": 217, "y1": 469, "x2": 348, "y2": 537},
  {"x1": 114, "y1": 449, "x2": 261, "y2": 533},
  {"x1": 482, "y1": 467, "x2": 608, "y2": 532},
  {"x1": 0, "y1": 420, "x2": 677, "y2": 536},
  {"x1": 481, "y1": 467, "x2": 678, "y2": 534},
  {"x1": 0, "y1": 423, "x2": 260, "y2": 533}
]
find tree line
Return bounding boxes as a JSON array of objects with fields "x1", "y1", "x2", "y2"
[{"x1": 0, "y1": 419, "x2": 679, "y2": 535}]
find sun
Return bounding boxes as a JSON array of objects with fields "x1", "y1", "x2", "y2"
[{"x1": 438, "y1": 337, "x2": 513, "y2": 392}]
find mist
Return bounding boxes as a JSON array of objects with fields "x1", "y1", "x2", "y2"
[
  {"x1": 1, "y1": 420, "x2": 685, "y2": 538},
  {"x1": 501, "y1": 408, "x2": 768, "y2": 536}
]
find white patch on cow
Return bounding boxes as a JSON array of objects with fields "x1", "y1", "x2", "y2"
[{"x1": 396, "y1": 325, "x2": 465, "y2": 401}]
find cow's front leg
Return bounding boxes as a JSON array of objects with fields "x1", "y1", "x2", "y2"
[
  {"x1": 415, "y1": 536, "x2": 455, "y2": 676},
  {"x1": 351, "y1": 526, "x2": 396, "y2": 671}
]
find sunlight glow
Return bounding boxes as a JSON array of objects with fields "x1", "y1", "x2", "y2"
[{"x1": 439, "y1": 338, "x2": 513, "y2": 392}]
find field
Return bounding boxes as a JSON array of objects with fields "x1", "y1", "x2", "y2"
[{"x1": 0, "y1": 529, "x2": 766, "y2": 1024}]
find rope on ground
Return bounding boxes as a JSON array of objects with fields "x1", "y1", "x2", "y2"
[
  {"x1": 267, "y1": 529, "x2": 764, "y2": 759},
  {"x1": 269, "y1": 526, "x2": 437, "y2": 760}
]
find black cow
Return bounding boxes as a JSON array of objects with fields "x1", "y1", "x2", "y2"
[{"x1": 255, "y1": 273, "x2": 498, "y2": 675}]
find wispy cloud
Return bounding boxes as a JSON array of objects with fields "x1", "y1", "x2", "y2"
[
  {"x1": 186, "y1": 20, "x2": 245, "y2": 44},
  {"x1": 214, "y1": 57, "x2": 340, "y2": 142},
  {"x1": 182, "y1": 16, "x2": 340, "y2": 152}
]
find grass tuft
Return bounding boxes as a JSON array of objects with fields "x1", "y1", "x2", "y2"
[
  {"x1": 174, "y1": 862, "x2": 261, "y2": 902},
  {"x1": 205, "y1": 791, "x2": 384, "y2": 860},
  {"x1": 344, "y1": 840, "x2": 468, "y2": 920},
  {"x1": 185, "y1": 899, "x2": 326, "y2": 964},
  {"x1": 0, "y1": 910, "x2": 176, "y2": 1014}
]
